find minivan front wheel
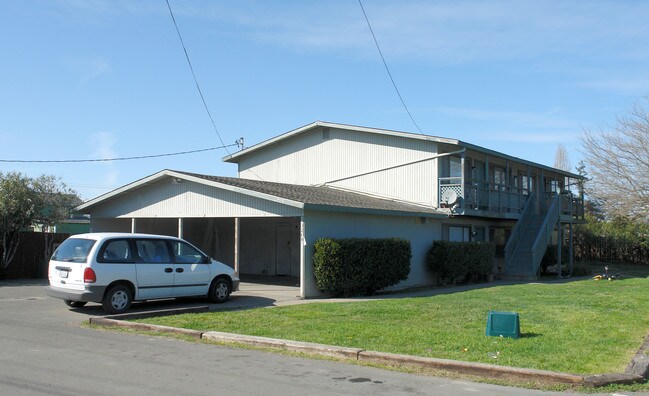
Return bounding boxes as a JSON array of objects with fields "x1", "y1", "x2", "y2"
[
  {"x1": 102, "y1": 285, "x2": 132, "y2": 314},
  {"x1": 208, "y1": 278, "x2": 231, "y2": 303}
]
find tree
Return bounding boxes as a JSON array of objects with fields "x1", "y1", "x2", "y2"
[
  {"x1": 0, "y1": 172, "x2": 38, "y2": 274},
  {"x1": 553, "y1": 143, "x2": 571, "y2": 172},
  {"x1": 32, "y1": 175, "x2": 81, "y2": 260},
  {"x1": 580, "y1": 99, "x2": 649, "y2": 222},
  {"x1": 575, "y1": 159, "x2": 604, "y2": 220}
]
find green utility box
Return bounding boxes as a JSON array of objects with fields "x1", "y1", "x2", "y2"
[{"x1": 486, "y1": 310, "x2": 520, "y2": 339}]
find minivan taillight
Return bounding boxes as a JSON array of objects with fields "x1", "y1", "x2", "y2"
[{"x1": 84, "y1": 267, "x2": 97, "y2": 283}]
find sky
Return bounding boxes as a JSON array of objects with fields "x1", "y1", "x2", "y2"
[{"x1": 1, "y1": 0, "x2": 648, "y2": 201}]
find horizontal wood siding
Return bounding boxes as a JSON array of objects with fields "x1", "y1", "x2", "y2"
[{"x1": 89, "y1": 179, "x2": 302, "y2": 219}]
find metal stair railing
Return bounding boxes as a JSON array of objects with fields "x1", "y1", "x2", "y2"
[
  {"x1": 504, "y1": 193, "x2": 535, "y2": 272},
  {"x1": 530, "y1": 193, "x2": 561, "y2": 275}
]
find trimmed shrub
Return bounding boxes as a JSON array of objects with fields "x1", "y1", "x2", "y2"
[
  {"x1": 426, "y1": 241, "x2": 496, "y2": 284},
  {"x1": 313, "y1": 238, "x2": 411, "y2": 297}
]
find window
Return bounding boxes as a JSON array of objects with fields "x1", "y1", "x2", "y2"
[
  {"x1": 493, "y1": 167, "x2": 505, "y2": 191},
  {"x1": 171, "y1": 241, "x2": 205, "y2": 264},
  {"x1": 473, "y1": 227, "x2": 486, "y2": 242},
  {"x1": 135, "y1": 239, "x2": 170, "y2": 263},
  {"x1": 99, "y1": 239, "x2": 132, "y2": 263},
  {"x1": 449, "y1": 156, "x2": 462, "y2": 178},
  {"x1": 442, "y1": 225, "x2": 471, "y2": 242},
  {"x1": 51, "y1": 238, "x2": 96, "y2": 263}
]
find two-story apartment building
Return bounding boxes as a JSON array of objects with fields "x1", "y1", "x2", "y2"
[{"x1": 76, "y1": 121, "x2": 583, "y2": 297}]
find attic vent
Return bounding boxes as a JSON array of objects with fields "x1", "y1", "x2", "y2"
[{"x1": 322, "y1": 128, "x2": 330, "y2": 139}]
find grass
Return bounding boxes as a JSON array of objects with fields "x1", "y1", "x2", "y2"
[{"x1": 133, "y1": 263, "x2": 649, "y2": 376}]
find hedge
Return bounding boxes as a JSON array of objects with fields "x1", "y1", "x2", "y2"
[
  {"x1": 313, "y1": 238, "x2": 411, "y2": 296},
  {"x1": 426, "y1": 241, "x2": 495, "y2": 284}
]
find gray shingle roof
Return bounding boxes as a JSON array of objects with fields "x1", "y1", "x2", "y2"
[{"x1": 175, "y1": 171, "x2": 445, "y2": 217}]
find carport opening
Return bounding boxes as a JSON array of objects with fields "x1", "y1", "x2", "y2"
[{"x1": 102, "y1": 216, "x2": 302, "y2": 288}]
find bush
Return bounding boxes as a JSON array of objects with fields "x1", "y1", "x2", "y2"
[
  {"x1": 313, "y1": 238, "x2": 411, "y2": 297},
  {"x1": 426, "y1": 241, "x2": 495, "y2": 284}
]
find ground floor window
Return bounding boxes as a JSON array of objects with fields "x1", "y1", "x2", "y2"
[
  {"x1": 442, "y1": 225, "x2": 471, "y2": 242},
  {"x1": 473, "y1": 226, "x2": 486, "y2": 242}
]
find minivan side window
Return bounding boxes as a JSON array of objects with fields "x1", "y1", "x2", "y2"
[
  {"x1": 98, "y1": 239, "x2": 133, "y2": 263},
  {"x1": 170, "y1": 241, "x2": 204, "y2": 264},
  {"x1": 134, "y1": 239, "x2": 171, "y2": 263}
]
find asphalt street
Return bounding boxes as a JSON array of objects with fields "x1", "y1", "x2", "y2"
[{"x1": 1, "y1": 280, "x2": 647, "y2": 396}]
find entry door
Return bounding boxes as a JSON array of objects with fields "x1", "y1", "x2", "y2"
[{"x1": 275, "y1": 225, "x2": 292, "y2": 276}]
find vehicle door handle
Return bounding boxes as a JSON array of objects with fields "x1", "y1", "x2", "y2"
[
  {"x1": 175, "y1": 268, "x2": 184, "y2": 273},
  {"x1": 165, "y1": 268, "x2": 173, "y2": 273}
]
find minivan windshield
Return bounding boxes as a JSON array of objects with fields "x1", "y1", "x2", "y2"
[{"x1": 51, "y1": 238, "x2": 96, "y2": 263}]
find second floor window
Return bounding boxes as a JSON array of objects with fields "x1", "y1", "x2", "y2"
[{"x1": 493, "y1": 167, "x2": 506, "y2": 191}]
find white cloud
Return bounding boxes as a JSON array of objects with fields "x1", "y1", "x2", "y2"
[
  {"x1": 434, "y1": 106, "x2": 580, "y2": 131},
  {"x1": 172, "y1": 1, "x2": 649, "y2": 64},
  {"x1": 90, "y1": 131, "x2": 119, "y2": 186},
  {"x1": 76, "y1": 57, "x2": 111, "y2": 84},
  {"x1": 574, "y1": 77, "x2": 649, "y2": 95}
]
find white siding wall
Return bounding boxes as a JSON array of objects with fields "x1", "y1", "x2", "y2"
[
  {"x1": 301, "y1": 209, "x2": 442, "y2": 298},
  {"x1": 238, "y1": 127, "x2": 439, "y2": 206},
  {"x1": 88, "y1": 179, "x2": 302, "y2": 219}
]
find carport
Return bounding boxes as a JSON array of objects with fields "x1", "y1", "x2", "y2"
[{"x1": 76, "y1": 170, "x2": 304, "y2": 293}]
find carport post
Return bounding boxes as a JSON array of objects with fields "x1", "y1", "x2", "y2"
[
  {"x1": 178, "y1": 218, "x2": 184, "y2": 239},
  {"x1": 131, "y1": 218, "x2": 137, "y2": 233},
  {"x1": 234, "y1": 217, "x2": 240, "y2": 274}
]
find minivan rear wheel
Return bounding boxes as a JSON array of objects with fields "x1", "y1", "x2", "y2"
[
  {"x1": 102, "y1": 285, "x2": 132, "y2": 314},
  {"x1": 64, "y1": 300, "x2": 87, "y2": 308}
]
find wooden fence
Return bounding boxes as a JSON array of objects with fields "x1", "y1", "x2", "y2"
[
  {"x1": 573, "y1": 232, "x2": 649, "y2": 265},
  {"x1": 1, "y1": 232, "x2": 70, "y2": 279}
]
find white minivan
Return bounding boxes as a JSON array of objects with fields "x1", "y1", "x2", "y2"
[{"x1": 46, "y1": 233, "x2": 239, "y2": 314}]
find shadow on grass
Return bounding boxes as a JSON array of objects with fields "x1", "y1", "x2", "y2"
[{"x1": 521, "y1": 332, "x2": 542, "y2": 339}]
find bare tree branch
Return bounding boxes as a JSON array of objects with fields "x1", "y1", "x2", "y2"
[{"x1": 580, "y1": 98, "x2": 649, "y2": 222}]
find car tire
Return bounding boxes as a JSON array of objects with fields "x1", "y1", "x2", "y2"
[
  {"x1": 102, "y1": 284, "x2": 132, "y2": 314},
  {"x1": 208, "y1": 278, "x2": 231, "y2": 303},
  {"x1": 64, "y1": 300, "x2": 87, "y2": 308}
]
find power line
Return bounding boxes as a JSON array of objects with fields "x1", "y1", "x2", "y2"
[
  {"x1": 0, "y1": 144, "x2": 237, "y2": 163},
  {"x1": 165, "y1": 0, "x2": 231, "y2": 155},
  {"x1": 358, "y1": 0, "x2": 424, "y2": 135}
]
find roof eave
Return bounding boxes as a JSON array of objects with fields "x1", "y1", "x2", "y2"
[
  {"x1": 304, "y1": 203, "x2": 448, "y2": 218},
  {"x1": 76, "y1": 170, "x2": 306, "y2": 213}
]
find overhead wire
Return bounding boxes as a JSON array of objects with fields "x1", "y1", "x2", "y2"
[
  {"x1": 358, "y1": 0, "x2": 425, "y2": 135},
  {"x1": 165, "y1": 0, "x2": 231, "y2": 155},
  {"x1": 0, "y1": 144, "x2": 237, "y2": 163}
]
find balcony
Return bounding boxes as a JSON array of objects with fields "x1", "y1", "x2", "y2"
[{"x1": 439, "y1": 177, "x2": 584, "y2": 222}]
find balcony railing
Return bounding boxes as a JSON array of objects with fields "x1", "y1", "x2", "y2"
[{"x1": 438, "y1": 177, "x2": 584, "y2": 221}]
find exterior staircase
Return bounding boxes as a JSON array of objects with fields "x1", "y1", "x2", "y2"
[{"x1": 503, "y1": 193, "x2": 561, "y2": 280}]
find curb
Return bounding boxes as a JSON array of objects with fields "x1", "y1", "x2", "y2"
[
  {"x1": 89, "y1": 315, "x2": 618, "y2": 386},
  {"x1": 356, "y1": 350, "x2": 583, "y2": 385},
  {"x1": 202, "y1": 331, "x2": 363, "y2": 359}
]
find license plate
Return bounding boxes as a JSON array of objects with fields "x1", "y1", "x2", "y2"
[{"x1": 60, "y1": 270, "x2": 69, "y2": 279}]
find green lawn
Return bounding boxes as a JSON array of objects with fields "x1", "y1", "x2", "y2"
[{"x1": 134, "y1": 263, "x2": 649, "y2": 375}]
